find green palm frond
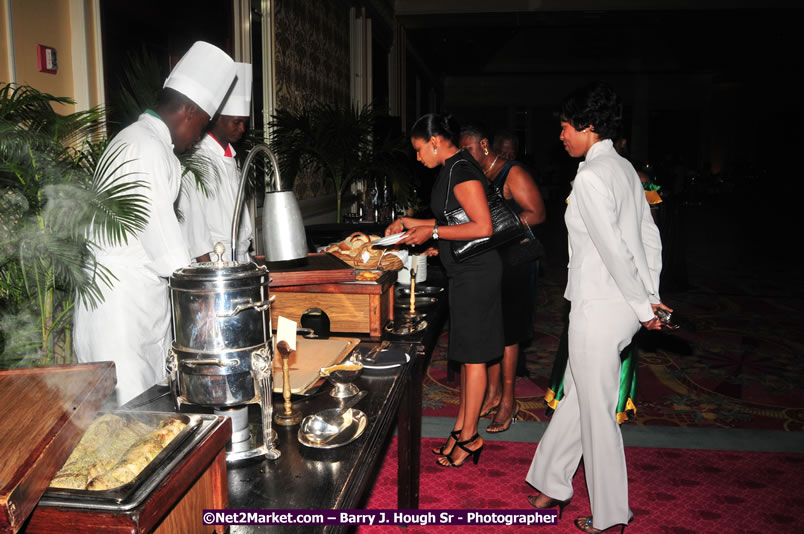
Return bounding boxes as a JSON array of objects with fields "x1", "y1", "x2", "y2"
[
  {"x1": 268, "y1": 102, "x2": 411, "y2": 220},
  {"x1": 86, "y1": 143, "x2": 149, "y2": 247},
  {"x1": 179, "y1": 147, "x2": 222, "y2": 198},
  {"x1": 0, "y1": 84, "x2": 73, "y2": 125},
  {"x1": 175, "y1": 147, "x2": 226, "y2": 222},
  {"x1": 1, "y1": 83, "x2": 153, "y2": 365},
  {"x1": 0, "y1": 85, "x2": 107, "y2": 149}
]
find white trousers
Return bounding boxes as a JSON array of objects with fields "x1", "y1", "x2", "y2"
[{"x1": 526, "y1": 298, "x2": 640, "y2": 530}]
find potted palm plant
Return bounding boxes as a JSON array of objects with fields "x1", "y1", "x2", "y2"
[
  {"x1": 268, "y1": 102, "x2": 415, "y2": 222},
  {"x1": 0, "y1": 84, "x2": 149, "y2": 367}
]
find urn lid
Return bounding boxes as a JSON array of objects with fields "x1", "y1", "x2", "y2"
[{"x1": 170, "y1": 242, "x2": 268, "y2": 287}]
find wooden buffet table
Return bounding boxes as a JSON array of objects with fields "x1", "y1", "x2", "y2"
[{"x1": 123, "y1": 270, "x2": 447, "y2": 534}]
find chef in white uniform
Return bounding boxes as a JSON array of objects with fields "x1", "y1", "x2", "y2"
[
  {"x1": 74, "y1": 42, "x2": 236, "y2": 406},
  {"x1": 525, "y1": 82, "x2": 670, "y2": 533},
  {"x1": 179, "y1": 62, "x2": 254, "y2": 263}
]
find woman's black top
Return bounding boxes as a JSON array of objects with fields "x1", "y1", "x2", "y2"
[{"x1": 429, "y1": 150, "x2": 504, "y2": 363}]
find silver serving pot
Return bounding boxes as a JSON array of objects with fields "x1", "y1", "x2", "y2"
[
  {"x1": 168, "y1": 243, "x2": 273, "y2": 407},
  {"x1": 170, "y1": 263, "x2": 270, "y2": 352},
  {"x1": 171, "y1": 345, "x2": 259, "y2": 407}
]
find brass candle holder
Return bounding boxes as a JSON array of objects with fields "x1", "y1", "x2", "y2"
[{"x1": 274, "y1": 340, "x2": 302, "y2": 426}]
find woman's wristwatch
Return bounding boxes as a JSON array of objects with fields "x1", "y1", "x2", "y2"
[{"x1": 432, "y1": 222, "x2": 439, "y2": 240}]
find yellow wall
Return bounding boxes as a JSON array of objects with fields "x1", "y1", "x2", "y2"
[
  {"x1": 11, "y1": 0, "x2": 76, "y2": 112},
  {"x1": 83, "y1": 0, "x2": 102, "y2": 109},
  {"x1": 1, "y1": 0, "x2": 12, "y2": 83},
  {"x1": 1, "y1": 0, "x2": 103, "y2": 114}
]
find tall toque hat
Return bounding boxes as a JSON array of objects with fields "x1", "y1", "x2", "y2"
[
  {"x1": 163, "y1": 41, "x2": 236, "y2": 117},
  {"x1": 220, "y1": 62, "x2": 252, "y2": 117}
]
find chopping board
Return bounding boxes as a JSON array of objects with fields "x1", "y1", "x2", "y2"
[
  {"x1": 0, "y1": 362, "x2": 116, "y2": 533},
  {"x1": 271, "y1": 336, "x2": 360, "y2": 394},
  {"x1": 257, "y1": 253, "x2": 356, "y2": 287}
]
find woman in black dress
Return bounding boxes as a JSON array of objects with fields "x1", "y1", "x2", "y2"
[
  {"x1": 386, "y1": 113, "x2": 504, "y2": 468},
  {"x1": 459, "y1": 124, "x2": 546, "y2": 433}
]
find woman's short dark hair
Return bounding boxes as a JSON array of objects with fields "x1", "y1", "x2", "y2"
[
  {"x1": 410, "y1": 113, "x2": 460, "y2": 146},
  {"x1": 459, "y1": 122, "x2": 489, "y2": 142},
  {"x1": 560, "y1": 81, "x2": 622, "y2": 140},
  {"x1": 493, "y1": 129, "x2": 519, "y2": 153}
]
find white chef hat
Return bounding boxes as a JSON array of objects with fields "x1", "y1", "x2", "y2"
[
  {"x1": 220, "y1": 62, "x2": 252, "y2": 117},
  {"x1": 163, "y1": 41, "x2": 236, "y2": 117}
]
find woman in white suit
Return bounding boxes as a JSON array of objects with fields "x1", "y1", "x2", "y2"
[{"x1": 525, "y1": 82, "x2": 671, "y2": 533}]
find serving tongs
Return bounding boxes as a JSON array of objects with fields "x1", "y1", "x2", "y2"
[{"x1": 361, "y1": 341, "x2": 391, "y2": 364}]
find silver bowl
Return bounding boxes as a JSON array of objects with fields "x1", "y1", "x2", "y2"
[{"x1": 320, "y1": 357, "x2": 363, "y2": 398}]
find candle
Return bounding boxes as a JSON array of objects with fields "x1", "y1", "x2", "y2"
[{"x1": 409, "y1": 257, "x2": 417, "y2": 314}]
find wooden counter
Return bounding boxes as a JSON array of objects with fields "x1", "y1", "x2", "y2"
[{"x1": 270, "y1": 271, "x2": 396, "y2": 339}]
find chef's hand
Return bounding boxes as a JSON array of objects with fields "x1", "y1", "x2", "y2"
[
  {"x1": 641, "y1": 302, "x2": 673, "y2": 330},
  {"x1": 424, "y1": 246, "x2": 439, "y2": 257},
  {"x1": 385, "y1": 218, "x2": 405, "y2": 236},
  {"x1": 398, "y1": 225, "x2": 433, "y2": 246}
]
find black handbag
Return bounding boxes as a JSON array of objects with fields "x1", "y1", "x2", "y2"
[
  {"x1": 499, "y1": 224, "x2": 545, "y2": 266},
  {"x1": 443, "y1": 158, "x2": 526, "y2": 262}
]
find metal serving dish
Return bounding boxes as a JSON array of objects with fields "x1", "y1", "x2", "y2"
[
  {"x1": 174, "y1": 345, "x2": 259, "y2": 406},
  {"x1": 41, "y1": 412, "x2": 205, "y2": 511},
  {"x1": 170, "y1": 261, "x2": 271, "y2": 352},
  {"x1": 168, "y1": 250, "x2": 273, "y2": 408},
  {"x1": 395, "y1": 285, "x2": 444, "y2": 298},
  {"x1": 394, "y1": 296, "x2": 439, "y2": 310}
]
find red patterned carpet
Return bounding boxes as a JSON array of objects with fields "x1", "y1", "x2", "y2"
[
  {"x1": 421, "y1": 261, "x2": 804, "y2": 431},
  {"x1": 359, "y1": 437, "x2": 804, "y2": 533},
  {"x1": 420, "y1": 193, "x2": 804, "y2": 431}
]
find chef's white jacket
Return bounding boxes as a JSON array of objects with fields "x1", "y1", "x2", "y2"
[
  {"x1": 178, "y1": 134, "x2": 253, "y2": 263},
  {"x1": 74, "y1": 112, "x2": 191, "y2": 406}
]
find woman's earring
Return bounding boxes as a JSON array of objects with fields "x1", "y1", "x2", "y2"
[{"x1": 484, "y1": 148, "x2": 489, "y2": 156}]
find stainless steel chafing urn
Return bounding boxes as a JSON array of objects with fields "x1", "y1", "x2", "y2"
[{"x1": 167, "y1": 242, "x2": 280, "y2": 461}]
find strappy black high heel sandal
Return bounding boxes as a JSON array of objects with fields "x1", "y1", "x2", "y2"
[
  {"x1": 431, "y1": 429, "x2": 461, "y2": 455},
  {"x1": 437, "y1": 433, "x2": 483, "y2": 467}
]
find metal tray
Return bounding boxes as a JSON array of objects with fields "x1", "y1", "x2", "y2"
[
  {"x1": 395, "y1": 285, "x2": 444, "y2": 297},
  {"x1": 394, "y1": 296, "x2": 439, "y2": 310},
  {"x1": 40, "y1": 411, "x2": 206, "y2": 511}
]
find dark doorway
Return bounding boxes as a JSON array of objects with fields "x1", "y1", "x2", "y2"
[{"x1": 100, "y1": 0, "x2": 234, "y2": 133}]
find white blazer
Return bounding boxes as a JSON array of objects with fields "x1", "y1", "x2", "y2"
[{"x1": 563, "y1": 139, "x2": 662, "y2": 323}]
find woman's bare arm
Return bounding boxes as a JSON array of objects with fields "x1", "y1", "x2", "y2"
[{"x1": 505, "y1": 166, "x2": 546, "y2": 226}]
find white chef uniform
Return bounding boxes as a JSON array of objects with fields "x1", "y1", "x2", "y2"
[
  {"x1": 525, "y1": 139, "x2": 662, "y2": 530},
  {"x1": 74, "y1": 42, "x2": 236, "y2": 406},
  {"x1": 179, "y1": 136, "x2": 253, "y2": 262},
  {"x1": 179, "y1": 62, "x2": 253, "y2": 263}
]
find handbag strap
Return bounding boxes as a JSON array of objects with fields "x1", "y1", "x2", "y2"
[{"x1": 442, "y1": 154, "x2": 498, "y2": 216}]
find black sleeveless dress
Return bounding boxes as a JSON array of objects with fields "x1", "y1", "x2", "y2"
[
  {"x1": 493, "y1": 161, "x2": 536, "y2": 346},
  {"x1": 430, "y1": 151, "x2": 504, "y2": 363}
]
